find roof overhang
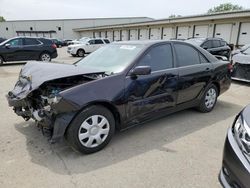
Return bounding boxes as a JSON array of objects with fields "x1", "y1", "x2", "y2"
[{"x1": 73, "y1": 10, "x2": 250, "y2": 32}]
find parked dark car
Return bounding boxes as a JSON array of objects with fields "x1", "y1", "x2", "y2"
[
  {"x1": 0, "y1": 37, "x2": 58, "y2": 65},
  {"x1": 0, "y1": 37, "x2": 6, "y2": 43},
  {"x1": 6, "y1": 40, "x2": 231, "y2": 154},
  {"x1": 186, "y1": 37, "x2": 232, "y2": 60},
  {"x1": 219, "y1": 105, "x2": 250, "y2": 188},
  {"x1": 51, "y1": 38, "x2": 64, "y2": 48},
  {"x1": 63, "y1": 39, "x2": 73, "y2": 46}
]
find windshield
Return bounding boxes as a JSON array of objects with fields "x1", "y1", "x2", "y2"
[
  {"x1": 76, "y1": 44, "x2": 145, "y2": 74},
  {"x1": 0, "y1": 38, "x2": 11, "y2": 46},
  {"x1": 185, "y1": 38, "x2": 206, "y2": 46}
]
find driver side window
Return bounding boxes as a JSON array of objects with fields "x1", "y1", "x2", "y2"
[
  {"x1": 88, "y1": 40, "x2": 95, "y2": 45},
  {"x1": 8, "y1": 38, "x2": 23, "y2": 46},
  {"x1": 137, "y1": 44, "x2": 173, "y2": 72},
  {"x1": 201, "y1": 41, "x2": 212, "y2": 49}
]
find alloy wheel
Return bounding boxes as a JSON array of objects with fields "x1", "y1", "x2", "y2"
[{"x1": 41, "y1": 53, "x2": 51, "y2": 61}]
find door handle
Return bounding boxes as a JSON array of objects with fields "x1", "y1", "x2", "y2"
[{"x1": 205, "y1": 67, "x2": 211, "y2": 72}]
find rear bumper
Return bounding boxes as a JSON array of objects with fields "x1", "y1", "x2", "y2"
[
  {"x1": 219, "y1": 128, "x2": 250, "y2": 188},
  {"x1": 51, "y1": 51, "x2": 58, "y2": 59}
]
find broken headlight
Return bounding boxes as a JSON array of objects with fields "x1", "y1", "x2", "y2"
[{"x1": 234, "y1": 115, "x2": 250, "y2": 155}]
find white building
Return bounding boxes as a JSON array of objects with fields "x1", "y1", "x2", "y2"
[
  {"x1": 76, "y1": 10, "x2": 250, "y2": 47},
  {"x1": 0, "y1": 17, "x2": 153, "y2": 39}
]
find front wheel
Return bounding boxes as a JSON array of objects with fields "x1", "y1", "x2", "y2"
[
  {"x1": 77, "y1": 49, "x2": 85, "y2": 57},
  {"x1": 40, "y1": 52, "x2": 51, "y2": 62},
  {"x1": 197, "y1": 84, "x2": 218, "y2": 113},
  {"x1": 66, "y1": 105, "x2": 115, "y2": 154}
]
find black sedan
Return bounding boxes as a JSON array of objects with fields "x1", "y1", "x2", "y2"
[
  {"x1": 186, "y1": 37, "x2": 232, "y2": 60},
  {"x1": 219, "y1": 105, "x2": 250, "y2": 188},
  {"x1": 7, "y1": 40, "x2": 231, "y2": 154},
  {"x1": 0, "y1": 37, "x2": 58, "y2": 65}
]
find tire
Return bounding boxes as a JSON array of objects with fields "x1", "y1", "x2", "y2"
[
  {"x1": 0, "y1": 56, "x2": 3, "y2": 65},
  {"x1": 197, "y1": 84, "x2": 218, "y2": 113},
  {"x1": 77, "y1": 49, "x2": 85, "y2": 57},
  {"x1": 40, "y1": 52, "x2": 51, "y2": 62},
  {"x1": 66, "y1": 105, "x2": 115, "y2": 154}
]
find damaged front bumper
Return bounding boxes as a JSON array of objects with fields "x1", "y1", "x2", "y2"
[
  {"x1": 6, "y1": 91, "x2": 77, "y2": 143},
  {"x1": 231, "y1": 63, "x2": 250, "y2": 82}
]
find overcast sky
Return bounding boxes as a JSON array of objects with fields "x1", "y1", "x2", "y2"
[{"x1": 0, "y1": 0, "x2": 250, "y2": 20}]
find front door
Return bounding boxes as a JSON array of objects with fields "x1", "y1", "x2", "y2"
[
  {"x1": 125, "y1": 43, "x2": 178, "y2": 124},
  {"x1": 4, "y1": 38, "x2": 25, "y2": 61}
]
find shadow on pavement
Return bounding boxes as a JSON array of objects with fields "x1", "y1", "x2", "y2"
[
  {"x1": 15, "y1": 100, "x2": 242, "y2": 175},
  {"x1": 1, "y1": 62, "x2": 26, "y2": 66}
]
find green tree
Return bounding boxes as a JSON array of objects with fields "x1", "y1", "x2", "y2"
[
  {"x1": 208, "y1": 3, "x2": 243, "y2": 13},
  {"x1": 0, "y1": 16, "x2": 5, "y2": 22}
]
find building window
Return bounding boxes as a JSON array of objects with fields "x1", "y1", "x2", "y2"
[
  {"x1": 6, "y1": 27, "x2": 8, "y2": 31},
  {"x1": 58, "y1": 27, "x2": 61, "y2": 31},
  {"x1": 30, "y1": 27, "x2": 33, "y2": 31}
]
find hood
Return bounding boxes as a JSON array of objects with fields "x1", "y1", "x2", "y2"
[
  {"x1": 13, "y1": 61, "x2": 103, "y2": 98},
  {"x1": 232, "y1": 53, "x2": 250, "y2": 65},
  {"x1": 21, "y1": 61, "x2": 103, "y2": 87}
]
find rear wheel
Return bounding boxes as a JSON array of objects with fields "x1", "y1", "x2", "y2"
[
  {"x1": 197, "y1": 84, "x2": 218, "y2": 113},
  {"x1": 77, "y1": 49, "x2": 85, "y2": 57},
  {"x1": 66, "y1": 105, "x2": 115, "y2": 154},
  {"x1": 40, "y1": 52, "x2": 51, "y2": 62},
  {"x1": 0, "y1": 56, "x2": 3, "y2": 65}
]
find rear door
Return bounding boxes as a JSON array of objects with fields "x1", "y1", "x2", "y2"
[
  {"x1": 125, "y1": 43, "x2": 178, "y2": 123},
  {"x1": 173, "y1": 43, "x2": 213, "y2": 104},
  {"x1": 23, "y1": 38, "x2": 42, "y2": 60}
]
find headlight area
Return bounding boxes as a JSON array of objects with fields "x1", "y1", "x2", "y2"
[{"x1": 233, "y1": 115, "x2": 250, "y2": 156}]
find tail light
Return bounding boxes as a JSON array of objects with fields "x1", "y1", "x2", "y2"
[
  {"x1": 228, "y1": 63, "x2": 233, "y2": 73},
  {"x1": 51, "y1": 44, "x2": 57, "y2": 49}
]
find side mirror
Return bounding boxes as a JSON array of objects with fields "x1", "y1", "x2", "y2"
[
  {"x1": 130, "y1": 66, "x2": 151, "y2": 77},
  {"x1": 203, "y1": 46, "x2": 208, "y2": 50},
  {"x1": 5, "y1": 44, "x2": 10, "y2": 48}
]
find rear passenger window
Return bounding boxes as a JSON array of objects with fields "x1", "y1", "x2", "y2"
[
  {"x1": 137, "y1": 44, "x2": 173, "y2": 72},
  {"x1": 95, "y1": 39, "x2": 104, "y2": 44},
  {"x1": 24, "y1": 38, "x2": 41, "y2": 45},
  {"x1": 174, "y1": 44, "x2": 201, "y2": 67}
]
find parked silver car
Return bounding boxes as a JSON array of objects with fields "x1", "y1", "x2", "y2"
[{"x1": 231, "y1": 44, "x2": 250, "y2": 82}]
